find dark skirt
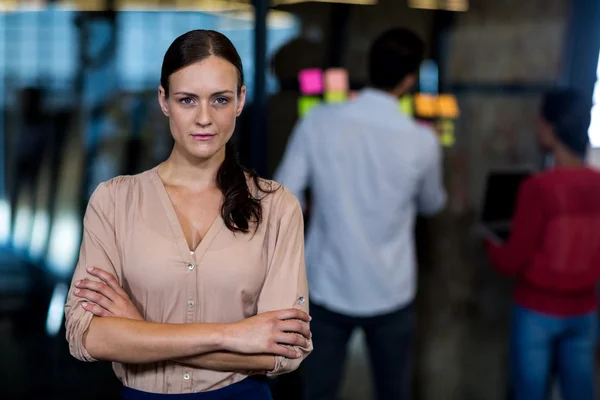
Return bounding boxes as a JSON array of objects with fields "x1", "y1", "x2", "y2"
[{"x1": 121, "y1": 378, "x2": 273, "y2": 400}]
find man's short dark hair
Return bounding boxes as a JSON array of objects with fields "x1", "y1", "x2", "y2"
[
  {"x1": 541, "y1": 88, "x2": 591, "y2": 158},
  {"x1": 368, "y1": 28, "x2": 425, "y2": 91}
]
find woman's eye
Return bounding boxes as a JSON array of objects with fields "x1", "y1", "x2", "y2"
[
  {"x1": 180, "y1": 97, "x2": 194, "y2": 105},
  {"x1": 215, "y1": 97, "x2": 229, "y2": 105}
]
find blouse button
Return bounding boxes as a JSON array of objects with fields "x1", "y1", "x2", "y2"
[
  {"x1": 188, "y1": 263, "x2": 195, "y2": 271},
  {"x1": 297, "y1": 296, "x2": 306, "y2": 305},
  {"x1": 183, "y1": 373, "x2": 190, "y2": 380},
  {"x1": 187, "y1": 300, "x2": 195, "y2": 308}
]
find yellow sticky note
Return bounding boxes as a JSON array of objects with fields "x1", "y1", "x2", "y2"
[
  {"x1": 298, "y1": 96, "x2": 321, "y2": 117},
  {"x1": 324, "y1": 91, "x2": 348, "y2": 103},
  {"x1": 437, "y1": 119, "x2": 455, "y2": 147},
  {"x1": 441, "y1": 131, "x2": 455, "y2": 147},
  {"x1": 398, "y1": 95, "x2": 414, "y2": 116},
  {"x1": 437, "y1": 94, "x2": 460, "y2": 118}
]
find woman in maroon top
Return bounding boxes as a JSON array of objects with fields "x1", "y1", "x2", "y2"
[{"x1": 486, "y1": 89, "x2": 600, "y2": 400}]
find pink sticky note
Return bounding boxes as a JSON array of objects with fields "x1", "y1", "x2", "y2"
[
  {"x1": 324, "y1": 68, "x2": 349, "y2": 92},
  {"x1": 298, "y1": 68, "x2": 324, "y2": 95}
]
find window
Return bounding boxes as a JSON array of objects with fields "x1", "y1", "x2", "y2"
[{"x1": 589, "y1": 50, "x2": 600, "y2": 147}]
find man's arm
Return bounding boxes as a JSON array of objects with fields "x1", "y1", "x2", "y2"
[
  {"x1": 274, "y1": 116, "x2": 312, "y2": 211},
  {"x1": 417, "y1": 137, "x2": 447, "y2": 216}
]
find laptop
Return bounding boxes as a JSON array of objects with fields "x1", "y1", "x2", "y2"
[{"x1": 480, "y1": 167, "x2": 534, "y2": 243}]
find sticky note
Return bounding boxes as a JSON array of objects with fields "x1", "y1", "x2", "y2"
[
  {"x1": 398, "y1": 95, "x2": 414, "y2": 116},
  {"x1": 437, "y1": 119, "x2": 455, "y2": 147},
  {"x1": 324, "y1": 68, "x2": 349, "y2": 93},
  {"x1": 324, "y1": 91, "x2": 348, "y2": 103},
  {"x1": 441, "y1": 131, "x2": 455, "y2": 147},
  {"x1": 414, "y1": 93, "x2": 437, "y2": 118},
  {"x1": 298, "y1": 68, "x2": 324, "y2": 95},
  {"x1": 437, "y1": 94, "x2": 459, "y2": 118},
  {"x1": 298, "y1": 96, "x2": 321, "y2": 117}
]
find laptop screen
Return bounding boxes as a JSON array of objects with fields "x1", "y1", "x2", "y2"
[{"x1": 481, "y1": 170, "x2": 532, "y2": 224}]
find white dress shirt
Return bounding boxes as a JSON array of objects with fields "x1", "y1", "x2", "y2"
[{"x1": 275, "y1": 88, "x2": 446, "y2": 317}]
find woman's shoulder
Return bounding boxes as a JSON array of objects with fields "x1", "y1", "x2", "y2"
[{"x1": 90, "y1": 168, "x2": 157, "y2": 204}]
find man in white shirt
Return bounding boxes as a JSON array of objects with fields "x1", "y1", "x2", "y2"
[{"x1": 275, "y1": 28, "x2": 446, "y2": 400}]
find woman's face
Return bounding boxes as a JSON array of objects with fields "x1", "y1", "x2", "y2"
[{"x1": 158, "y1": 56, "x2": 246, "y2": 162}]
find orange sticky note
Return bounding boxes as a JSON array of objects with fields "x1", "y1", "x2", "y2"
[
  {"x1": 414, "y1": 93, "x2": 437, "y2": 118},
  {"x1": 437, "y1": 94, "x2": 459, "y2": 118}
]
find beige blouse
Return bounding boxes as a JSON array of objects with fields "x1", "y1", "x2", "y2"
[{"x1": 64, "y1": 166, "x2": 312, "y2": 394}]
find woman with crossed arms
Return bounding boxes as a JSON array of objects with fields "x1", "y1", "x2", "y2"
[{"x1": 64, "y1": 29, "x2": 312, "y2": 400}]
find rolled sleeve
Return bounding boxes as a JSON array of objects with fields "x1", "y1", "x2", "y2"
[
  {"x1": 64, "y1": 181, "x2": 122, "y2": 362},
  {"x1": 258, "y1": 193, "x2": 313, "y2": 376}
]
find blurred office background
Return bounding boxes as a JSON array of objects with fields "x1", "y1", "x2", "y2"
[{"x1": 1, "y1": 0, "x2": 600, "y2": 399}]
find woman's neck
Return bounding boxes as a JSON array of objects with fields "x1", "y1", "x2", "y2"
[{"x1": 159, "y1": 146, "x2": 225, "y2": 190}]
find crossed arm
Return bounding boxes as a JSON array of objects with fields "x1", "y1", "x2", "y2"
[
  {"x1": 75, "y1": 268, "x2": 307, "y2": 372},
  {"x1": 65, "y1": 182, "x2": 312, "y2": 375}
]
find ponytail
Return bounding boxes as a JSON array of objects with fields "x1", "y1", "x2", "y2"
[{"x1": 217, "y1": 142, "x2": 275, "y2": 233}]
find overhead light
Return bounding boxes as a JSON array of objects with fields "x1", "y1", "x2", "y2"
[
  {"x1": 54, "y1": 0, "x2": 252, "y2": 12},
  {"x1": 408, "y1": 0, "x2": 468, "y2": 11},
  {"x1": 272, "y1": 0, "x2": 376, "y2": 4},
  {"x1": 55, "y1": 0, "x2": 106, "y2": 11}
]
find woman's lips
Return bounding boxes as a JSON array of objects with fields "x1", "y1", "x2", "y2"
[{"x1": 191, "y1": 133, "x2": 215, "y2": 141}]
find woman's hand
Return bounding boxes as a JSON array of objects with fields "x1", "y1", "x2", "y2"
[
  {"x1": 222, "y1": 309, "x2": 312, "y2": 359},
  {"x1": 74, "y1": 267, "x2": 144, "y2": 321}
]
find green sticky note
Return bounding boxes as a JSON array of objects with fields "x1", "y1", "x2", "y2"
[
  {"x1": 298, "y1": 96, "x2": 321, "y2": 117},
  {"x1": 324, "y1": 91, "x2": 348, "y2": 103},
  {"x1": 398, "y1": 95, "x2": 414, "y2": 116}
]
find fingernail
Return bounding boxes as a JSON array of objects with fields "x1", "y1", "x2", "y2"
[
  {"x1": 75, "y1": 280, "x2": 81, "y2": 286},
  {"x1": 309, "y1": 316, "x2": 312, "y2": 321},
  {"x1": 86, "y1": 267, "x2": 94, "y2": 272},
  {"x1": 74, "y1": 289, "x2": 80, "y2": 294},
  {"x1": 82, "y1": 302, "x2": 88, "y2": 308},
  {"x1": 296, "y1": 352, "x2": 302, "y2": 358}
]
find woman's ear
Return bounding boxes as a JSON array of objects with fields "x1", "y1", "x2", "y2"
[
  {"x1": 236, "y1": 86, "x2": 247, "y2": 117},
  {"x1": 158, "y1": 86, "x2": 170, "y2": 117}
]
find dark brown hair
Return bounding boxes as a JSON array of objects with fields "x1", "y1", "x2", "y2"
[
  {"x1": 161, "y1": 29, "x2": 274, "y2": 233},
  {"x1": 368, "y1": 28, "x2": 424, "y2": 91}
]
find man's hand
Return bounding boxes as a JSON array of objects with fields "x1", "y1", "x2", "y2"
[{"x1": 74, "y1": 267, "x2": 144, "y2": 321}]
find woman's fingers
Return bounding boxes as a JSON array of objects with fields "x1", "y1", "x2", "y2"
[
  {"x1": 81, "y1": 302, "x2": 112, "y2": 317},
  {"x1": 76, "y1": 279, "x2": 118, "y2": 302},
  {"x1": 86, "y1": 267, "x2": 128, "y2": 298},
  {"x1": 274, "y1": 332, "x2": 309, "y2": 348},
  {"x1": 276, "y1": 308, "x2": 311, "y2": 323},
  {"x1": 270, "y1": 342, "x2": 303, "y2": 359},
  {"x1": 74, "y1": 288, "x2": 114, "y2": 312},
  {"x1": 278, "y1": 320, "x2": 311, "y2": 340}
]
